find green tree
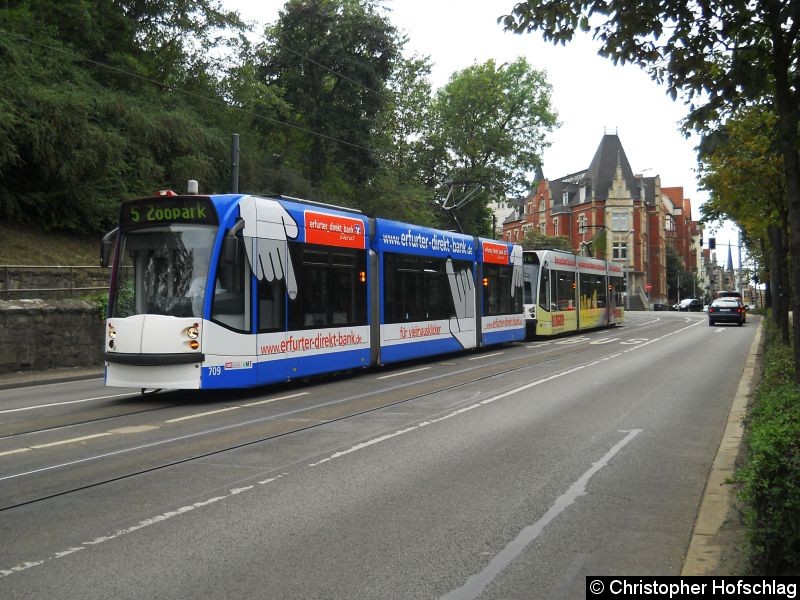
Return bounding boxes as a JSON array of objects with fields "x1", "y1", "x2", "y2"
[
  {"x1": 521, "y1": 229, "x2": 573, "y2": 252},
  {"x1": 361, "y1": 52, "x2": 440, "y2": 225},
  {"x1": 257, "y1": 0, "x2": 400, "y2": 201},
  {"x1": 697, "y1": 104, "x2": 788, "y2": 338},
  {"x1": 665, "y1": 243, "x2": 697, "y2": 303},
  {"x1": 428, "y1": 57, "x2": 558, "y2": 235},
  {"x1": 502, "y1": 0, "x2": 800, "y2": 380},
  {"x1": 0, "y1": 0, "x2": 245, "y2": 232}
]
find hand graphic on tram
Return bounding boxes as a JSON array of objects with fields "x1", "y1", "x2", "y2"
[
  {"x1": 240, "y1": 197, "x2": 299, "y2": 299},
  {"x1": 511, "y1": 245, "x2": 523, "y2": 297},
  {"x1": 446, "y1": 259, "x2": 475, "y2": 349}
]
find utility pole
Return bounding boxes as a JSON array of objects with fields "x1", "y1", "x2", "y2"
[
  {"x1": 737, "y1": 229, "x2": 743, "y2": 296},
  {"x1": 231, "y1": 133, "x2": 240, "y2": 193}
]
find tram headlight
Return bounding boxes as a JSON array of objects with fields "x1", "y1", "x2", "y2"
[
  {"x1": 186, "y1": 324, "x2": 199, "y2": 340},
  {"x1": 107, "y1": 324, "x2": 116, "y2": 339}
]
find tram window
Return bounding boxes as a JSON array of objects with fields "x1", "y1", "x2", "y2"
[
  {"x1": 483, "y1": 264, "x2": 522, "y2": 316},
  {"x1": 578, "y1": 274, "x2": 606, "y2": 309},
  {"x1": 538, "y1": 268, "x2": 549, "y2": 311},
  {"x1": 258, "y1": 277, "x2": 285, "y2": 332},
  {"x1": 287, "y1": 243, "x2": 367, "y2": 330},
  {"x1": 211, "y1": 235, "x2": 248, "y2": 332},
  {"x1": 383, "y1": 253, "x2": 462, "y2": 323},
  {"x1": 523, "y1": 264, "x2": 538, "y2": 305},
  {"x1": 552, "y1": 270, "x2": 576, "y2": 311}
]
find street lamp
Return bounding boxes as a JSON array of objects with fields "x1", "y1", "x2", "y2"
[{"x1": 625, "y1": 229, "x2": 634, "y2": 310}]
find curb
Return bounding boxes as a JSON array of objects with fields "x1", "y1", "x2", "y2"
[
  {"x1": 0, "y1": 367, "x2": 104, "y2": 391},
  {"x1": 681, "y1": 319, "x2": 762, "y2": 575}
]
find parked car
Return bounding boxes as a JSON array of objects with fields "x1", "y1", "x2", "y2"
[
  {"x1": 708, "y1": 298, "x2": 746, "y2": 326},
  {"x1": 678, "y1": 298, "x2": 703, "y2": 312}
]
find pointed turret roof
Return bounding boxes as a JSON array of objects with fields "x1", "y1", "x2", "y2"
[{"x1": 585, "y1": 134, "x2": 640, "y2": 200}]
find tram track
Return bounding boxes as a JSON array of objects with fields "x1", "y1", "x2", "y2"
[
  {"x1": 0, "y1": 332, "x2": 649, "y2": 512},
  {"x1": 0, "y1": 399, "x2": 192, "y2": 441},
  {"x1": 0, "y1": 324, "x2": 648, "y2": 441},
  {"x1": 0, "y1": 316, "x2": 684, "y2": 512}
]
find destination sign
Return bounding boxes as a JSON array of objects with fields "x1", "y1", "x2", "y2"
[{"x1": 120, "y1": 197, "x2": 217, "y2": 230}]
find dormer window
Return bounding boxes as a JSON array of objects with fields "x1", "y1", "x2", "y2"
[{"x1": 562, "y1": 191, "x2": 569, "y2": 205}]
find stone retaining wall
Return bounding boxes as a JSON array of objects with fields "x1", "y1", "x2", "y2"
[
  {"x1": 0, "y1": 299, "x2": 104, "y2": 374},
  {"x1": 0, "y1": 266, "x2": 110, "y2": 300}
]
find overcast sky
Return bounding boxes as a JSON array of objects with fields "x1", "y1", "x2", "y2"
[{"x1": 224, "y1": 0, "x2": 744, "y2": 254}]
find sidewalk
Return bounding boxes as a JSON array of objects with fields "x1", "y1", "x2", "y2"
[
  {"x1": 681, "y1": 319, "x2": 761, "y2": 575},
  {"x1": 0, "y1": 365, "x2": 104, "y2": 391}
]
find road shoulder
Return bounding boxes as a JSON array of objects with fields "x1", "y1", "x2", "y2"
[{"x1": 681, "y1": 319, "x2": 762, "y2": 575}]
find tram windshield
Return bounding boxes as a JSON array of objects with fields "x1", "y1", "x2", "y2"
[{"x1": 110, "y1": 225, "x2": 217, "y2": 318}]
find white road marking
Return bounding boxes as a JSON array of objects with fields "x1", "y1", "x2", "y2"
[
  {"x1": 31, "y1": 433, "x2": 113, "y2": 448},
  {"x1": 376, "y1": 367, "x2": 432, "y2": 380},
  {"x1": 166, "y1": 406, "x2": 240, "y2": 423},
  {"x1": 0, "y1": 393, "x2": 310, "y2": 458},
  {"x1": 442, "y1": 429, "x2": 643, "y2": 600},
  {"x1": 0, "y1": 393, "x2": 138, "y2": 415},
  {"x1": 0, "y1": 447, "x2": 30, "y2": 457},
  {"x1": 469, "y1": 352, "x2": 503, "y2": 361},
  {"x1": 241, "y1": 392, "x2": 308, "y2": 407}
]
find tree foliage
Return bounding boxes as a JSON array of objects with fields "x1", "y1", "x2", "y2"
[
  {"x1": 502, "y1": 0, "x2": 800, "y2": 379},
  {"x1": 697, "y1": 105, "x2": 786, "y2": 327},
  {"x1": 665, "y1": 243, "x2": 698, "y2": 303},
  {"x1": 257, "y1": 0, "x2": 399, "y2": 194},
  {"x1": 521, "y1": 229, "x2": 573, "y2": 252},
  {"x1": 428, "y1": 58, "x2": 558, "y2": 235},
  {"x1": 0, "y1": 0, "x2": 241, "y2": 230},
  {"x1": 0, "y1": 1, "x2": 559, "y2": 241}
]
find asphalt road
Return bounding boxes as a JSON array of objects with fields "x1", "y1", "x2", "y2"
[{"x1": 0, "y1": 312, "x2": 757, "y2": 599}]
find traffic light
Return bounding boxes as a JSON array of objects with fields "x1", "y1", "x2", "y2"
[{"x1": 708, "y1": 237, "x2": 716, "y2": 250}]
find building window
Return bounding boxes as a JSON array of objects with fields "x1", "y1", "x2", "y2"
[
  {"x1": 579, "y1": 186, "x2": 586, "y2": 203},
  {"x1": 611, "y1": 212, "x2": 629, "y2": 231},
  {"x1": 612, "y1": 242, "x2": 628, "y2": 260},
  {"x1": 562, "y1": 191, "x2": 569, "y2": 205},
  {"x1": 540, "y1": 221, "x2": 546, "y2": 235},
  {"x1": 553, "y1": 218, "x2": 559, "y2": 237},
  {"x1": 578, "y1": 214, "x2": 587, "y2": 234}
]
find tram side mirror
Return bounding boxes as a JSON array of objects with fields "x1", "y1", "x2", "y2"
[
  {"x1": 100, "y1": 228, "x2": 118, "y2": 268},
  {"x1": 222, "y1": 220, "x2": 244, "y2": 264},
  {"x1": 221, "y1": 235, "x2": 241, "y2": 265}
]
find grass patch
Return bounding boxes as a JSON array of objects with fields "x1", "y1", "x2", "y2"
[
  {"x1": 0, "y1": 223, "x2": 101, "y2": 265},
  {"x1": 738, "y1": 315, "x2": 800, "y2": 574}
]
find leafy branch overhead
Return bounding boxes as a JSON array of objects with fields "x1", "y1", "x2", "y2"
[
  {"x1": 502, "y1": 0, "x2": 800, "y2": 378},
  {"x1": 0, "y1": 0, "x2": 557, "y2": 239}
]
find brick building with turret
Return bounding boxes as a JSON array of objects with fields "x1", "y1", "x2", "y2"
[{"x1": 502, "y1": 133, "x2": 700, "y2": 309}]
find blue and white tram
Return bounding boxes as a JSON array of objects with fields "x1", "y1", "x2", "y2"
[{"x1": 101, "y1": 191, "x2": 525, "y2": 389}]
